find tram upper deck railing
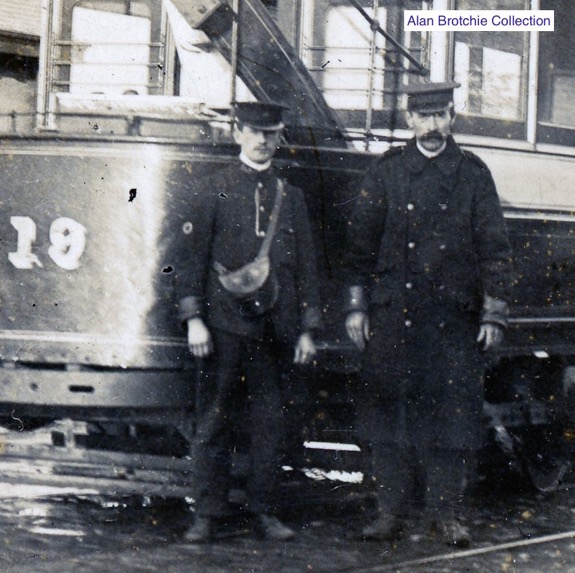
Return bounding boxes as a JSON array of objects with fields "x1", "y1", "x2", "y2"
[{"x1": 0, "y1": 97, "x2": 232, "y2": 144}]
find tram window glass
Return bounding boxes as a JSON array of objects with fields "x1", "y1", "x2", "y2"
[
  {"x1": 0, "y1": 1, "x2": 40, "y2": 133},
  {"x1": 537, "y1": 0, "x2": 575, "y2": 146},
  {"x1": 68, "y1": 1, "x2": 153, "y2": 96},
  {"x1": 300, "y1": 0, "x2": 428, "y2": 130},
  {"x1": 0, "y1": 54, "x2": 37, "y2": 133},
  {"x1": 452, "y1": 0, "x2": 529, "y2": 139},
  {"x1": 308, "y1": 2, "x2": 387, "y2": 111}
]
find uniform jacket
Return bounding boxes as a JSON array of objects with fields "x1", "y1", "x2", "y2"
[
  {"x1": 345, "y1": 136, "x2": 512, "y2": 314},
  {"x1": 176, "y1": 161, "x2": 322, "y2": 344},
  {"x1": 344, "y1": 136, "x2": 514, "y2": 450}
]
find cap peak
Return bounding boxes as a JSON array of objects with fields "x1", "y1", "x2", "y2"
[
  {"x1": 232, "y1": 101, "x2": 288, "y2": 131},
  {"x1": 403, "y1": 81, "x2": 460, "y2": 112}
]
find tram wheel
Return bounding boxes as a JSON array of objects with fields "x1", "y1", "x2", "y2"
[
  {"x1": 526, "y1": 453, "x2": 571, "y2": 492},
  {"x1": 523, "y1": 426, "x2": 572, "y2": 492}
]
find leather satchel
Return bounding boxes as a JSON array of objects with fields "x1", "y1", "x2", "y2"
[{"x1": 212, "y1": 180, "x2": 283, "y2": 316}]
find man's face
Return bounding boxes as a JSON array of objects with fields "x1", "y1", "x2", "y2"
[
  {"x1": 406, "y1": 106, "x2": 455, "y2": 153},
  {"x1": 233, "y1": 124, "x2": 281, "y2": 164}
]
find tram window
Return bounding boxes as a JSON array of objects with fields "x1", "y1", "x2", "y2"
[
  {"x1": 537, "y1": 0, "x2": 575, "y2": 146},
  {"x1": 308, "y1": 3, "x2": 387, "y2": 111},
  {"x1": 0, "y1": 0, "x2": 40, "y2": 134},
  {"x1": 300, "y1": 0, "x2": 428, "y2": 131},
  {"x1": 452, "y1": 0, "x2": 529, "y2": 139},
  {"x1": 0, "y1": 55, "x2": 37, "y2": 133},
  {"x1": 68, "y1": 1, "x2": 153, "y2": 96}
]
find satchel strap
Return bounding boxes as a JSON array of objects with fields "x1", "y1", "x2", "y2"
[
  {"x1": 259, "y1": 178, "x2": 284, "y2": 258},
  {"x1": 212, "y1": 178, "x2": 284, "y2": 275},
  {"x1": 212, "y1": 260, "x2": 228, "y2": 275}
]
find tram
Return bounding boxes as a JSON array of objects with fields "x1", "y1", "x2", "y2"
[{"x1": 0, "y1": 0, "x2": 573, "y2": 495}]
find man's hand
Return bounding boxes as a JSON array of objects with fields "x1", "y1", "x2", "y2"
[
  {"x1": 477, "y1": 323, "x2": 504, "y2": 351},
  {"x1": 346, "y1": 311, "x2": 370, "y2": 351},
  {"x1": 187, "y1": 317, "x2": 213, "y2": 357},
  {"x1": 294, "y1": 332, "x2": 316, "y2": 364}
]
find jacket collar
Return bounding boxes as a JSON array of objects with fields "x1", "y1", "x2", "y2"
[
  {"x1": 404, "y1": 136, "x2": 462, "y2": 177},
  {"x1": 239, "y1": 153, "x2": 272, "y2": 172}
]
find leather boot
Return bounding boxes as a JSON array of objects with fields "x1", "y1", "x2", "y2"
[
  {"x1": 360, "y1": 515, "x2": 401, "y2": 541},
  {"x1": 255, "y1": 514, "x2": 295, "y2": 541},
  {"x1": 435, "y1": 518, "x2": 471, "y2": 548},
  {"x1": 183, "y1": 516, "x2": 213, "y2": 543}
]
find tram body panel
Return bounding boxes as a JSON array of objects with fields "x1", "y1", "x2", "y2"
[
  {"x1": 462, "y1": 146, "x2": 575, "y2": 358},
  {"x1": 0, "y1": 142, "x2": 179, "y2": 368},
  {"x1": 477, "y1": 147, "x2": 575, "y2": 212}
]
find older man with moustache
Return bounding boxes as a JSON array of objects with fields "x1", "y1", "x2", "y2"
[{"x1": 343, "y1": 82, "x2": 513, "y2": 546}]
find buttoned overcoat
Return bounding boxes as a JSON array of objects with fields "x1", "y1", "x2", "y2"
[{"x1": 345, "y1": 137, "x2": 513, "y2": 451}]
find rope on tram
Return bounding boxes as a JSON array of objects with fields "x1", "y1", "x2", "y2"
[{"x1": 347, "y1": 529, "x2": 575, "y2": 572}]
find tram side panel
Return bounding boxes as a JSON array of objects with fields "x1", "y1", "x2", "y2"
[
  {"x1": 479, "y1": 149, "x2": 575, "y2": 416},
  {"x1": 0, "y1": 140, "x2": 230, "y2": 413},
  {"x1": 0, "y1": 145, "x2": 172, "y2": 366},
  {"x1": 0, "y1": 137, "x2": 574, "y2": 448}
]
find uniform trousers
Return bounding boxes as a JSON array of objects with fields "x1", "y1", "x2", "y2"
[
  {"x1": 366, "y1": 441, "x2": 469, "y2": 521},
  {"x1": 191, "y1": 327, "x2": 286, "y2": 517},
  {"x1": 356, "y1": 305, "x2": 483, "y2": 521}
]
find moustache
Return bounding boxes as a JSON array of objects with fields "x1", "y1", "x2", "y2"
[
  {"x1": 421, "y1": 131, "x2": 445, "y2": 141},
  {"x1": 421, "y1": 131, "x2": 445, "y2": 139}
]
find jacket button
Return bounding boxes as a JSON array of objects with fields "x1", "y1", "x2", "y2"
[{"x1": 182, "y1": 221, "x2": 193, "y2": 235}]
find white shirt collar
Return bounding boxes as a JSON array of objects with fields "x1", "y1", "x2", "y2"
[
  {"x1": 416, "y1": 140, "x2": 447, "y2": 159},
  {"x1": 240, "y1": 152, "x2": 272, "y2": 172}
]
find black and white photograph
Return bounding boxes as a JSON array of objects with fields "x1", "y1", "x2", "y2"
[{"x1": 0, "y1": 1, "x2": 573, "y2": 571}]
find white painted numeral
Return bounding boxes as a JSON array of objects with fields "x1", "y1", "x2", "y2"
[
  {"x1": 8, "y1": 216, "x2": 86, "y2": 270},
  {"x1": 48, "y1": 217, "x2": 86, "y2": 270},
  {"x1": 8, "y1": 216, "x2": 43, "y2": 269}
]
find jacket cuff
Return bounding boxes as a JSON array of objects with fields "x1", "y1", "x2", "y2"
[
  {"x1": 481, "y1": 294, "x2": 509, "y2": 329},
  {"x1": 178, "y1": 296, "x2": 203, "y2": 325},
  {"x1": 301, "y1": 307, "x2": 323, "y2": 333},
  {"x1": 344, "y1": 285, "x2": 368, "y2": 314}
]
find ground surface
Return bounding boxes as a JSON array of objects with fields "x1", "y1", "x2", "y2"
[{"x1": 1, "y1": 477, "x2": 575, "y2": 573}]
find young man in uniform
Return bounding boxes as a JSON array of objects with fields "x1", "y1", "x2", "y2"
[
  {"x1": 343, "y1": 82, "x2": 513, "y2": 546},
  {"x1": 176, "y1": 102, "x2": 322, "y2": 542}
]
